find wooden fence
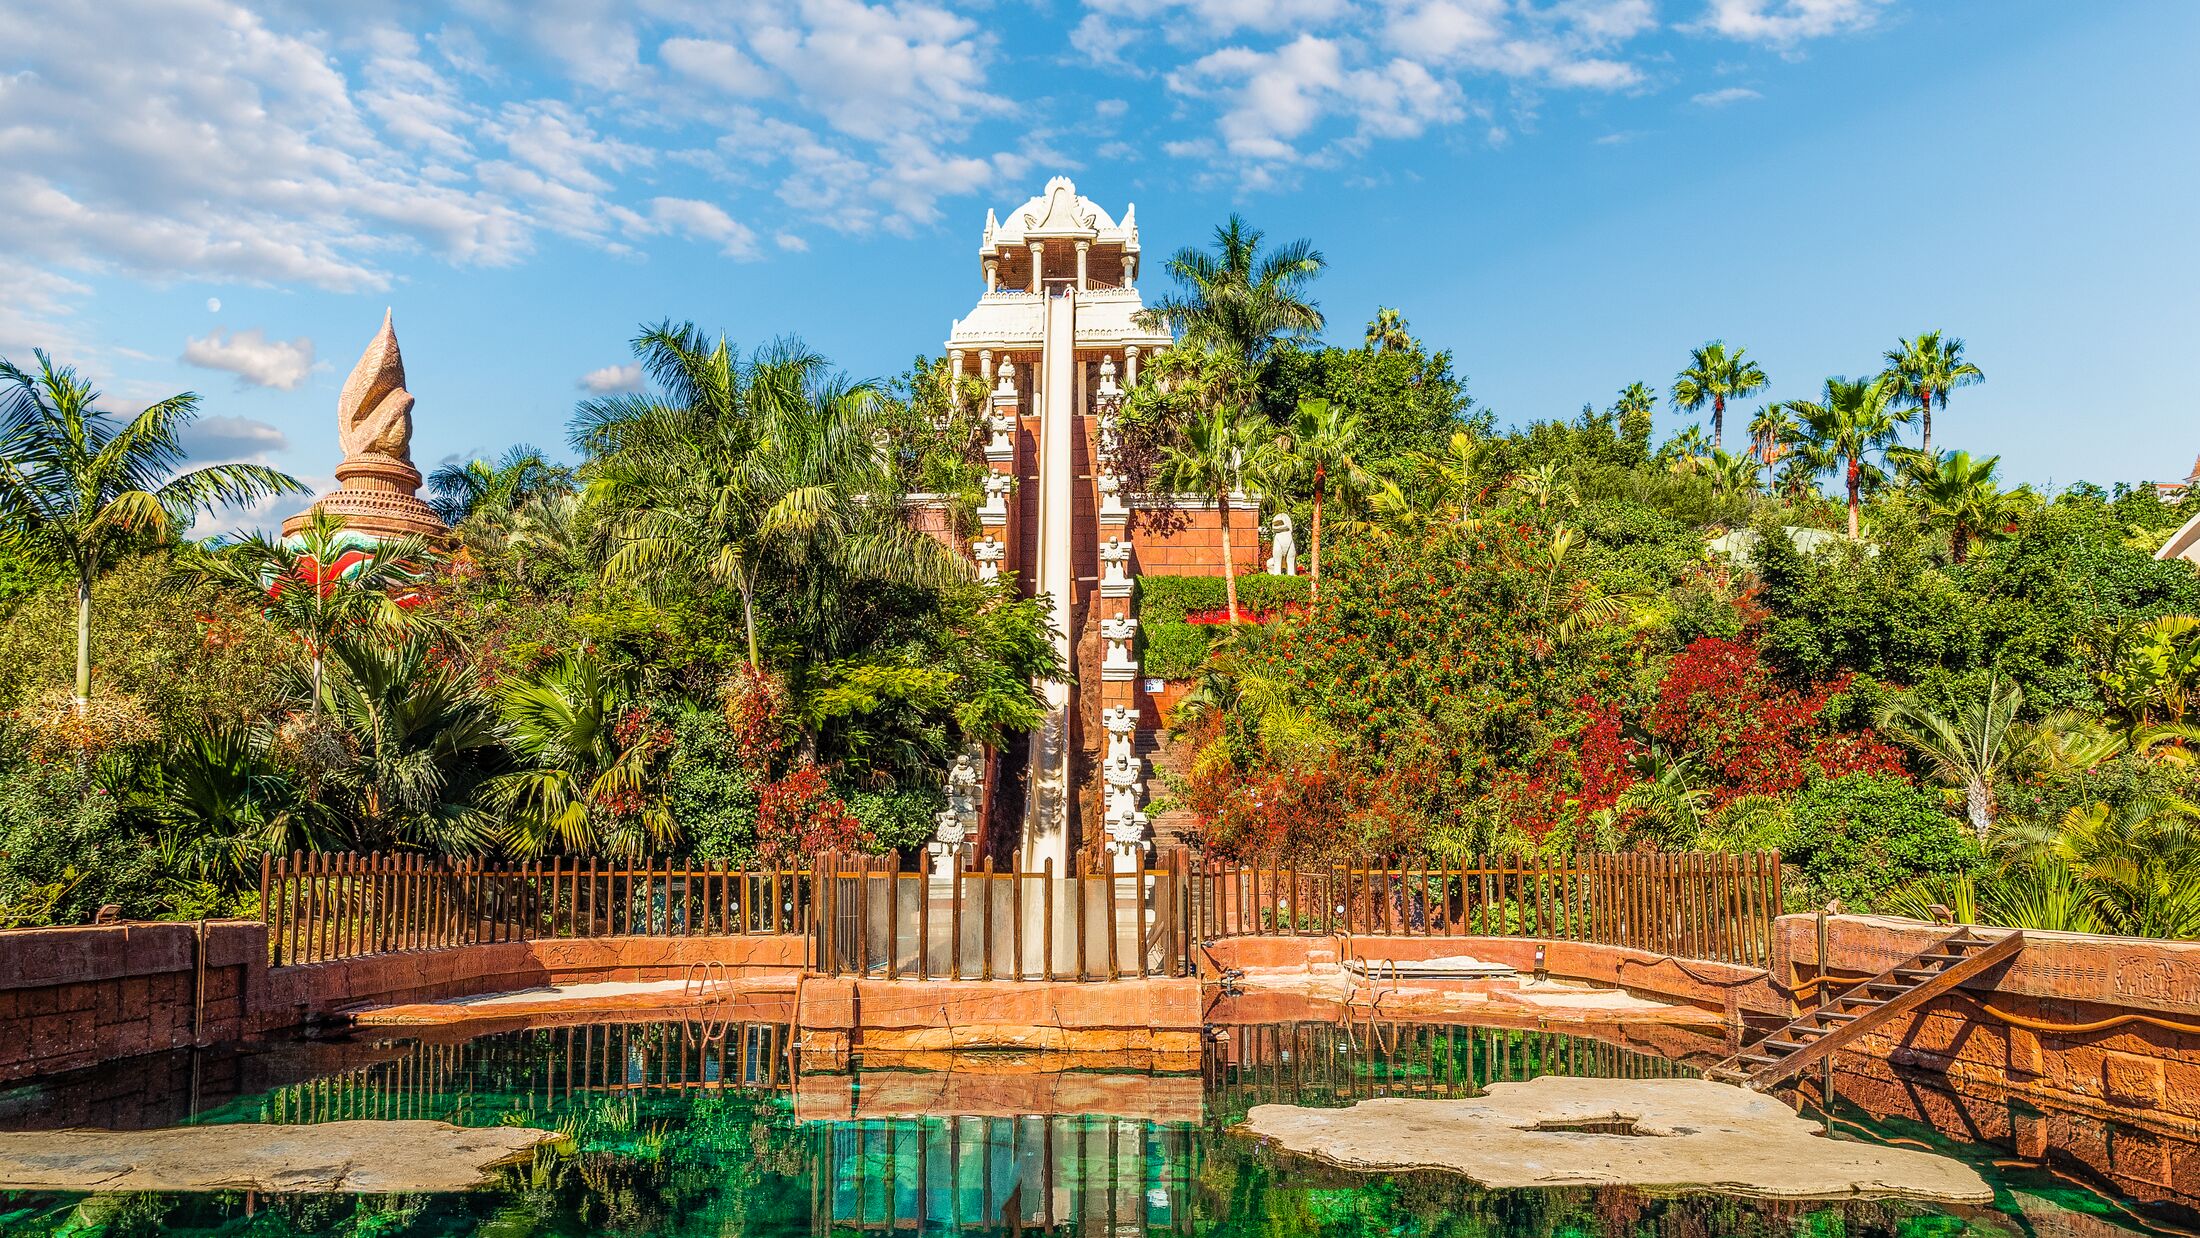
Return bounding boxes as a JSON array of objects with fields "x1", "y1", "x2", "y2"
[
  {"x1": 260, "y1": 852, "x2": 810, "y2": 966},
  {"x1": 261, "y1": 848, "x2": 1781, "y2": 973},
  {"x1": 814, "y1": 848, "x2": 1194, "y2": 981},
  {"x1": 1194, "y1": 850, "x2": 1783, "y2": 968}
]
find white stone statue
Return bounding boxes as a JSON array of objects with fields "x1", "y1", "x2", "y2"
[
  {"x1": 986, "y1": 412, "x2": 1016, "y2": 459},
  {"x1": 980, "y1": 473, "x2": 1013, "y2": 522},
  {"x1": 1266, "y1": 512, "x2": 1298, "y2": 576},
  {"x1": 1101, "y1": 615, "x2": 1138, "y2": 680},
  {"x1": 972, "y1": 536, "x2": 1006, "y2": 582},
  {"x1": 1097, "y1": 354, "x2": 1120, "y2": 398},
  {"x1": 1098, "y1": 471, "x2": 1126, "y2": 519},
  {"x1": 994, "y1": 358, "x2": 1017, "y2": 397},
  {"x1": 1100, "y1": 538, "x2": 1131, "y2": 596},
  {"x1": 1104, "y1": 709, "x2": 1138, "y2": 770}
]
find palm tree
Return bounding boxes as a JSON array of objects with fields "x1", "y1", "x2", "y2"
[
  {"x1": 1883, "y1": 331, "x2": 1984, "y2": 456},
  {"x1": 1876, "y1": 675, "x2": 2026, "y2": 841},
  {"x1": 0, "y1": 351, "x2": 305, "y2": 702},
  {"x1": 1136, "y1": 214, "x2": 1325, "y2": 365},
  {"x1": 177, "y1": 509, "x2": 429, "y2": 719},
  {"x1": 1282, "y1": 399, "x2": 1368, "y2": 600},
  {"x1": 1783, "y1": 375, "x2": 1905, "y2": 539},
  {"x1": 1671, "y1": 341, "x2": 1768, "y2": 450},
  {"x1": 1613, "y1": 381, "x2": 1657, "y2": 446},
  {"x1": 1363, "y1": 307, "x2": 1415, "y2": 354},
  {"x1": 1899, "y1": 449, "x2": 2012, "y2": 564},
  {"x1": 491, "y1": 652, "x2": 676, "y2": 857},
  {"x1": 1745, "y1": 404, "x2": 1796, "y2": 469},
  {"x1": 319, "y1": 631, "x2": 506, "y2": 854},
  {"x1": 1159, "y1": 405, "x2": 1268, "y2": 625},
  {"x1": 426, "y1": 444, "x2": 570, "y2": 527},
  {"x1": 582, "y1": 325, "x2": 965, "y2": 668},
  {"x1": 1702, "y1": 448, "x2": 1761, "y2": 499}
]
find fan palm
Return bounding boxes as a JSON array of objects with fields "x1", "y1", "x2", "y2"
[
  {"x1": 1876, "y1": 674, "x2": 2026, "y2": 841},
  {"x1": 1281, "y1": 399, "x2": 1369, "y2": 599},
  {"x1": 582, "y1": 325, "x2": 965, "y2": 668},
  {"x1": 1882, "y1": 331, "x2": 1984, "y2": 456},
  {"x1": 176, "y1": 509, "x2": 429, "y2": 719},
  {"x1": 1363, "y1": 307, "x2": 1415, "y2": 354},
  {"x1": 1898, "y1": 449, "x2": 2012, "y2": 564},
  {"x1": 1745, "y1": 404, "x2": 1796, "y2": 468},
  {"x1": 1783, "y1": 375, "x2": 1905, "y2": 539},
  {"x1": 1671, "y1": 341, "x2": 1768, "y2": 450},
  {"x1": 1158, "y1": 405, "x2": 1270, "y2": 625},
  {"x1": 427, "y1": 444, "x2": 570, "y2": 527},
  {"x1": 491, "y1": 653, "x2": 676, "y2": 857},
  {"x1": 319, "y1": 631, "x2": 505, "y2": 854},
  {"x1": 1613, "y1": 381, "x2": 1657, "y2": 446},
  {"x1": 1136, "y1": 214, "x2": 1325, "y2": 365},
  {"x1": 0, "y1": 351, "x2": 305, "y2": 701},
  {"x1": 1701, "y1": 447, "x2": 1761, "y2": 499}
]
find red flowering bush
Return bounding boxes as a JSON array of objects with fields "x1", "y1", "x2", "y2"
[
  {"x1": 755, "y1": 764, "x2": 873, "y2": 865},
  {"x1": 1646, "y1": 637, "x2": 1904, "y2": 805}
]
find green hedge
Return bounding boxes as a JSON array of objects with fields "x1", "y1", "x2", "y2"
[{"x1": 1135, "y1": 573, "x2": 1312, "y2": 680}]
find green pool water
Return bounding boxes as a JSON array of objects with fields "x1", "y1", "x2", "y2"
[{"x1": 0, "y1": 1020, "x2": 2186, "y2": 1237}]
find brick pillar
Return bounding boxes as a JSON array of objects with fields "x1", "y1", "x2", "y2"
[{"x1": 1093, "y1": 350, "x2": 1145, "y2": 871}]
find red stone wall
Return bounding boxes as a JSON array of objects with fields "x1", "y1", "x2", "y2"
[{"x1": 0, "y1": 921, "x2": 261, "y2": 1083}]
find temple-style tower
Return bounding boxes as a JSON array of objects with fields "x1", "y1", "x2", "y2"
[
  {"x1": 281, "y1": 310, "x2": 448, "y2": 544},
  {"x1": 934, "y1": 178, "x2": 1211, "y2": 875}
]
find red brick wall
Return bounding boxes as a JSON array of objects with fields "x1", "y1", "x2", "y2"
[{"x1": 1128, "y1": 502, "x2": 1261, "y2": 575}]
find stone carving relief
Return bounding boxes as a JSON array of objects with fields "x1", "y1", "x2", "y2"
[
  {"x1": 1100, "y1": 538, "x2": 1131, "y2": 596},
  {"x1": 973, "y1": 536, "x2": 1006, "y2": 582}
]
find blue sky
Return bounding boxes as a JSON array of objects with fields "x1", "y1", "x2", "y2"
[{"x1": 3, "y1": 0, "x2": 2195, "y2": 530}]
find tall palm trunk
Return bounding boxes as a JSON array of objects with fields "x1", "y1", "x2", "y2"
[
  {"x1": 1309, "y1": 470, "x2": 1324, "y2": 601},
  {"x1": 736, "y1": 567, "x2": 761, "y2": 668},
  {"x1": 1219, "y1": 488, "x2": 1240, "y2": 625},
  {"x1": 1920, "y1": 386, "x2": 1935, "y2": 455},
  {"x1": 1712, "y1": 395, "x2": 1725, "y2": 449},
  {"x1": 73, "y1": 570, "x2": 92, "y2": 704},
  {"x1": 1964, "y1": 777, "x2": 1991, "y2": 842},
  {"x1": 1845, "y1": 456, "x2": 1862, "y2": 540},
  {"x1": 1951, "y1": 522, "x2": 1972, "y2": 565}
]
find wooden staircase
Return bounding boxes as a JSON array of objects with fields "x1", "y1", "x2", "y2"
[{"x1": 1706, "y1": 926, "x2": 2024, "y2": 1090}]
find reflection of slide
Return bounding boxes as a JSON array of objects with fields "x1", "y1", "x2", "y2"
[{"x1": 820, "y1": 1113, "x2": 1192, "y2": 1235}]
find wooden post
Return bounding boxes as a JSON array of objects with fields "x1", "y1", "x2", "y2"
[
  {"x1": 1074, "y1": 858, "x2": 1087, "y2": 982},
  {"x1": 1042, "y1": 858, "x2": 1055, "y2": 982},
  {"x1": 950, "y1": 856, "x2": 964, "y2": 981},
  {"x1": 981, "y1": 857, "x2": 996, "y2": 982},
  {"x1": 1012, "y1": 855, "x2": 1026, "y2": 982},
  {"x1": 1105, "y1": 852, "x2": 1121, "y2": 980}
]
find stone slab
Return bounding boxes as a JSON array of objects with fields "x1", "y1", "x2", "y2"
[
  {"x1": 1240, "y1": 1076, "x2": 1992, "y2": 1203},
  {"x1": 0, "y1": 1120, "x2": 558, "y2": 1193}
]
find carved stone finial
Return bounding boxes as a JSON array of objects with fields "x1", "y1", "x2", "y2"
[
  {"x1": 282, "y1": 310, "x2": 445, "y2": 543},
  {"x1": 338, "y1": 309, "x2": 416, "y2": 465}
]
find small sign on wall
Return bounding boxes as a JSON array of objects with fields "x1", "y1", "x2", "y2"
[{"x1": 1143, "y1": 678, "x2": 1164, "y2": 693}]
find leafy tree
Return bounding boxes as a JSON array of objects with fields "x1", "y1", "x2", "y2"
[
  {"x1": 1613, "y1": 381, "x2": 1657, "y2": 449},
  {"x1": 1745, "y1": 403, "x2": 1796, "y2": 469},
  {"x1": 1882, "y1": 330, "x2": 1985, "y2": 455},
  {"x1": 1783, "y1": 375, "x2": 1905, "y2": 539},
  {"x1": 0, "y1": 351, "x2": 304, "y2": 701},
  {"x1": 1777, "y1": 772, "x2": 1982, "y2": 909},
  {"x1": 1137, "y1": 214, "x2": 1324, "y2": 366},
  {"x1": 1280, "y1": 398, "x2": 1369, "y2": 598},
  {"x1": 1671, "y1": 341, "x2": 1768, "y2": 450}
]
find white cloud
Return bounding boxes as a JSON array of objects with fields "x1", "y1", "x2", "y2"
[
  {"x1": 1084, "y1": 0, "x2": 1351, "y2": 39},
  {"x1": 1696, "y1": 0, "x2": 1887, "y2": 43},
  {"x1": 660, "y1": 36, "x2": 774, "y2": 96},
  {"x1": 181, "y1": 327, "x2": 317, "y2": 390},
  {"x1": 748, "y1": 0, "x2": 1004, "y2": 143},
  {"x1": 640, "y1": 197, "x2": 760, "y2": 258},
  {"x1": 775, "y1": 231, "x2": 811, "y2": 252},
  {"x1": 180, "y1": 413, "x2": 289, "y2": 461},
  {"x1": 0, "y1": 266, "x2": 94, "y2": 363},
  {"x1": 1692, "y1": 85, "x2": 1763, "y2": 106},
  {"x1": 578, "y1": 362, "x2": 644, "y2": 394},
  {"x1": 206, "y1": 297, "x2": 222, "y2": 313},
  {"x1": 1170, "y1": 35, "x2": 1464, "y2": 170}
]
